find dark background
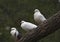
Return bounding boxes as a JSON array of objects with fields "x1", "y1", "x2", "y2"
[{"x1": 0, "y1": 0, "x2": 60, "y2": 42}]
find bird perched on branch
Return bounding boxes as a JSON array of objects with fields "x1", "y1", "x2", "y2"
[
  {"x1": 10, "y1": 27, "x2": 22, "y2": 40},
  {"x1": 34, "y1": 9, "x2": 47, "y2": 24},
  {"x1": 21, "y1": 21, "x2": 37, "y2": 31}
]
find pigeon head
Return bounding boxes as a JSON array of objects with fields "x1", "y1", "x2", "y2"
[
  {"x1": 11, "y1": 27, "x2": 16, "y2": 31},
  {"x1": 21, "y1": 21, "x2": 25, "y2": 24},
  {"x1": 34, "y1": 9, "x2": 40, "y2": 12}
]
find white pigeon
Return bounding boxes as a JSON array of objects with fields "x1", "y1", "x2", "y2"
[
  {"x1": 34, "y1": 9, "x2": 47, "y2": 24},
  {"x1": 10, "y1": 27, "x2": 22, "y2": 40},
  {"x1": 21, "y1": 21, "x2": 37, "y2": 31}
]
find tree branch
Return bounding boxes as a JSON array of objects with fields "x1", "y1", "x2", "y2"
[{"x1": 18, "y1": 11, "x2": 60, "y2": 42}]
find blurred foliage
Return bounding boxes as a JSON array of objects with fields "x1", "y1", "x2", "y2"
[{"x1": 0, "y1": 0, "x2": 60, "y2": 42}]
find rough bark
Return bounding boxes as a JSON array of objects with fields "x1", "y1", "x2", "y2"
[{"x1": 18, "y1": 11, "x2": 60, "y2": 42}]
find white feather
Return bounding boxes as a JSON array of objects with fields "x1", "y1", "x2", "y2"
[
  {"x1": 10, "y1": 27, "x2": 19, "y2": 37},
  {"x1": 34, "y1": 9, "x2": 46, "y2": 24},
  {"x1": 58, "y1": 0, "x2": 60, "y2": 2},
  {"x1": 21, "y1": 21, "x2": 37, "y2": 31}
]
